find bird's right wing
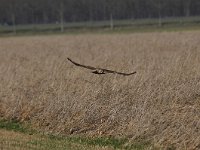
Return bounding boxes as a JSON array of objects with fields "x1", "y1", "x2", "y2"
[
  {"x1": 67, "y1": 58, "x2": 96, "y2": 70},
  {"x1": 102, "y1": 68, "x2": 136, "y2": 76},
  {"x1": 114, "y1": 71, "x2": 137, "y2": 76}
]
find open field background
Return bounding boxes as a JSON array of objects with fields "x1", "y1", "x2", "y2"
[
  {"x1": 0, "y1": 16, "x2": 200, "y2": 35},
  {"x1": 0, "y1": 129, "x2": 104, "y2": 150},
  {"x1": 0, "y1": 31, "x2": 200, "y2": 149},
  {"x1": 0, "y1": 119, "x2": 152, "y2": 150},
  {"x1": 0, "y1": 129, "x2": 124, "y2": 150}
]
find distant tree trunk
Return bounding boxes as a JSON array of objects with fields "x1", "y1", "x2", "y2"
[
  {"x1": 110, "y1": 13, "x2": 113, "y2": 30},
  {"x1": 43, "y1": 12, "x2": 48, "y2": 24},
  {"x1": 185, "y1": 0, "x2": 191, "y2": 17},
  {"x1": 103, "y1": 2, "x2": 106, "y2": 20},
  {"x1": 158, "y1": 0, "x2": 162, "y2": 27},
  {"x1": 11, "y1": 13, "x2": 16, "y2": 34},
  {"x1": 158, "y1": 10, "x2": 162, "y2": 27},
  {"x1": 60, "y1": 1, "x2": 64, "y2": 32},
  {"x1": 150, "y1": 0, "x2": 164, "y2": 26},
  {"x1": 8, "y1": 0, "x2": 17, "y2": 34},
  {"x1": 89, "y1": 8, "x2": 93, "y2": 22}
]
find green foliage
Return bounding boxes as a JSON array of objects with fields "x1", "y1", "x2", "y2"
[
  {"x1": 0, "y1": 119, "x2": 26, "y2": 132},
  {"x1": 67, "y1": 136, "x2": 128, "y2": 149},
  {"x1": 124, "y1": 141, "x2": 153, "y2": 150},
  {"x1": 0, "y1": 119, "x2": 35, "y2": 134},
  {"x1": 0, "y1": 119, "x2": 153, "y2": 150},
  {"x1": 67, "y1": 136, "x2": 153, "y2": 150}
]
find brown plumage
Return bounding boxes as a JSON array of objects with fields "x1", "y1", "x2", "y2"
[{"x1": 67, "y1": 58, "x2": 136, "y2": 76}]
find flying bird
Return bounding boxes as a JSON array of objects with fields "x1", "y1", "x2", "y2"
[{"x1": 67, "y1": 58, "x2": 136, "y2": 76}]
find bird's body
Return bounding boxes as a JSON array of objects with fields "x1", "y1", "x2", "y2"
[
  {"x1": 92, "y1": 69, "x2": 106, "y2": 74},
  {"x1": 67, "y1": 58, "x2": 136, "y2": 76}
]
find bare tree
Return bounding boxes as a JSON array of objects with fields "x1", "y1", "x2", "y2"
[
  {"x1": 11, "y1": 13, "x2": 16, "y2": 34},
  {"x1": 184, "y1": 0, "x2": 192, "y2": 17},
  {"x1": 150, "y1": 0, "x2": 166, "y2": 26},
  {"x1": 0, "y1": 0, "x2": 200, "y2": 26},
  {"x1": 60, "y1": 0, "x2": 64, "y2": 32},
  {"x1": 8, "y1": 0, "x2": 17, "y2": 34}
]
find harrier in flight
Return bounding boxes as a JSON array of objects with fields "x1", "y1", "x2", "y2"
[{"x1": 67, "y1": 58, "x2": 136, "y2": 76}]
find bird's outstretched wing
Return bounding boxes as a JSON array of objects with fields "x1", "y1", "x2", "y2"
[
  {"x1": 102, "y1": 68, "x2": 136, "y2": 76},
  {"x1": 67, "y1": 58, "x2": 96, "y2": 70},
  {"x1": 67, "y1": 58, "x2": 136, "y2": 76}
]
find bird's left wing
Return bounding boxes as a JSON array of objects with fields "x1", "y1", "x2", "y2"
[{"x1": 67, "y1": 58, "x2": 96, "y2": 70}]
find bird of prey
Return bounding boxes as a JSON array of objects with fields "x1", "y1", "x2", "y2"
[{"x1": 67, "y1": 58, "x2": 136, "y2": 76}]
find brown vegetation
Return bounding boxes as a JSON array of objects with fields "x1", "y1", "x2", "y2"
[{"x1": 0, "y1": 32, "x2": 200, "y2": 149}]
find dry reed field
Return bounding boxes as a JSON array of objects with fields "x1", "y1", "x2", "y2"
[{"x1": 0, "y1": 31, "x2": 200, "y2": 149}]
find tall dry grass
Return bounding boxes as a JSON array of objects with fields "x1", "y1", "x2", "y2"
[{"x1": 0, "y1": 32, "x2": 200, "y2": 149}]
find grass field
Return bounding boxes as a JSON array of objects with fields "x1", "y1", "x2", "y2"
[
  {"x1": 0, "y1": 129, "x2": 115, "y2": 150},
  {"x1": 0, "y1": 31, "x2": 200, "y2": 149},
  {"x1": 0, "y1": 119, "x2": 153, "y2": 149}
]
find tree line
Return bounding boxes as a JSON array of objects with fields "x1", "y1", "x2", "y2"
[{"x1": 0, "y1": 0, "x2": 200, "y2": 25}]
